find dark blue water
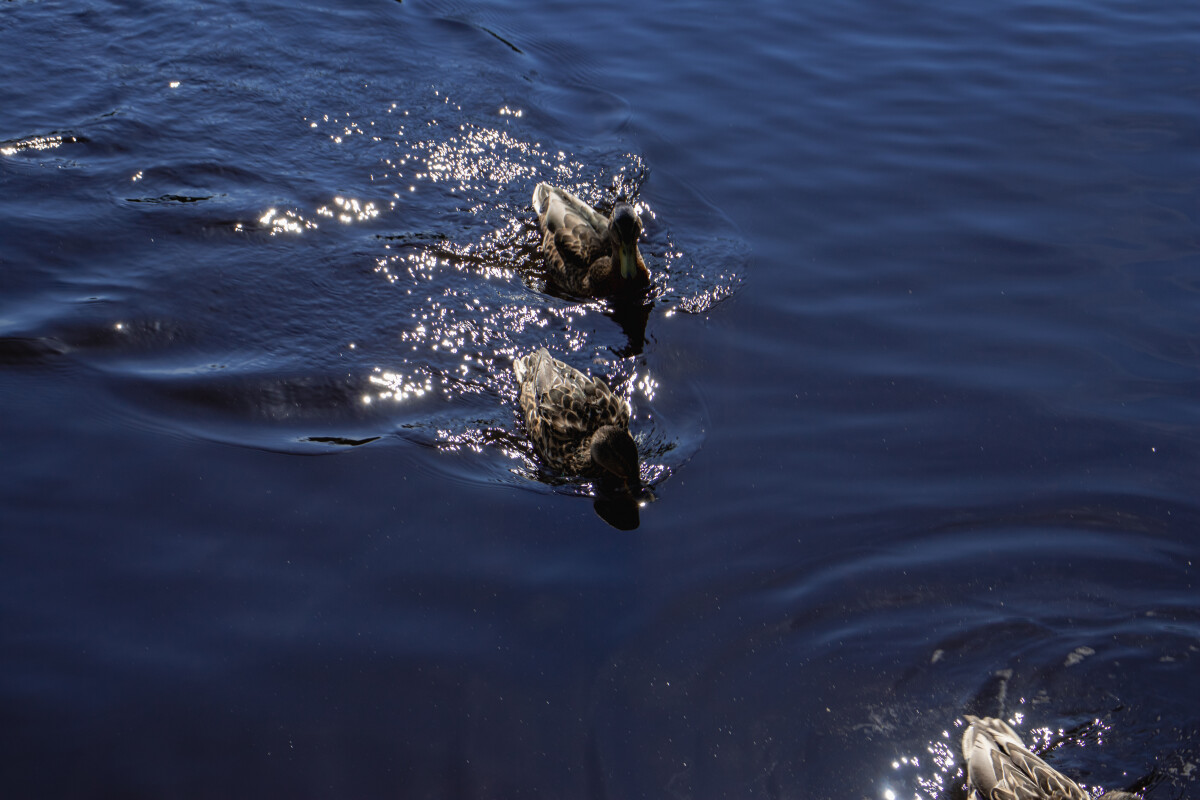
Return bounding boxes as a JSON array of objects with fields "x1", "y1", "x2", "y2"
[{"x1": 2, "y1": 0, "x2": 1198, "y2": 797}]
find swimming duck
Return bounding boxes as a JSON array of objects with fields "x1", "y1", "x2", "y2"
[
  {"x1": 962, "y1": 716, "x2": 1140, "y2": 800},
  {"x1": 532, "y1": 182, "x2": 650, "y2": 297},
  {"x1": 513, "y1": 347, "x2": 641, "y2": 489}
]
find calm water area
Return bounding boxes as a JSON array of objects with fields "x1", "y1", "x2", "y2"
[{"x1": 2, "y1": 0, "x2": 1198, "y2": 797}]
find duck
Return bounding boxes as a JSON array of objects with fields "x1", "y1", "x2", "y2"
[
  {"x1": 962, "y1": 716, "x2": 1140, "y2": 800},
  {"x1": 532, "y1": 182, "x2": 650, "y2": 297},
  {"x1": 513, "y1": 347, "x2": 641, "y2": 489}
]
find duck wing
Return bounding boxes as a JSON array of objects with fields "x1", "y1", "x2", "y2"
[
  {"x1": 962, "y1": 717, "x2": 1089, "y2": 800},
  {"x1": 533, "y1": 183, "x2": 610, "y2": 234},
  {"x1": 533, "y1": 185, "x2": 612, "y2": 279},
  {"x1": 527, "y1": 350, "x2": 627, "y2": 431},
  {"x1": 550, "y1": 222, "x2": 609, "y2": 274}
]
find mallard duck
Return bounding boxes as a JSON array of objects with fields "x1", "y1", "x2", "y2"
[
  {"x1": 962, "y1": 716, "x2": 1140, "y2": 800},
  {"x1": 513, "y1": 347, "x2": 641, "y2": 489},
  {"x1": 532, "y1": 182, "x2": 650, "y2": 297}
]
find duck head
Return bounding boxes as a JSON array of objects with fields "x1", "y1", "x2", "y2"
[
  {"x1": 590, "y1": 425, "x2": 641, "y2": 490},
  {"x1": 608, "y1": 203, "x2": 643, "y2": 282}
]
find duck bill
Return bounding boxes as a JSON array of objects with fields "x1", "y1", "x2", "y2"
[{"x1": 618, "y1": 244, "x2": 637, "y2": 280}]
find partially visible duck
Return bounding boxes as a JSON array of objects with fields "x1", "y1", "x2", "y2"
[
  {"x1": 513, "y1": 347, "x2": 641, "y2": 490},
  {"x1": 532, "y1": 182, "x2": 649, "y2": 297},
  {"x1": 962, "y1": 716, "x2": 1140, "y2": 800}
]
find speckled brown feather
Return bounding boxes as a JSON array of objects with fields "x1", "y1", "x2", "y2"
[
  {"x1": 962, "y1": 717, "x2": 1139, "y2": 800},
  {"x1": 532, "y1": 183, "x2": 649, "y2": 296},
  {"x1": 513, "y1": 348, "x2": 631, "y2": 475}
]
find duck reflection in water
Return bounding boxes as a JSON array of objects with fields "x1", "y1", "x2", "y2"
[
  {"x1": 607, "y1": 293, "x2": 654, "y2": 358},
  {"x1": 513, "y1": 347, "x2": 649, "y2": 529},
  {"x1": 592, "y1": 491, "x2": 643, "y2": 531}
]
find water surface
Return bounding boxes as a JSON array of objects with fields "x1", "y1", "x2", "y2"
[{"x1": 2, "y1": 0, "x2": 1198, "y2": 797}]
